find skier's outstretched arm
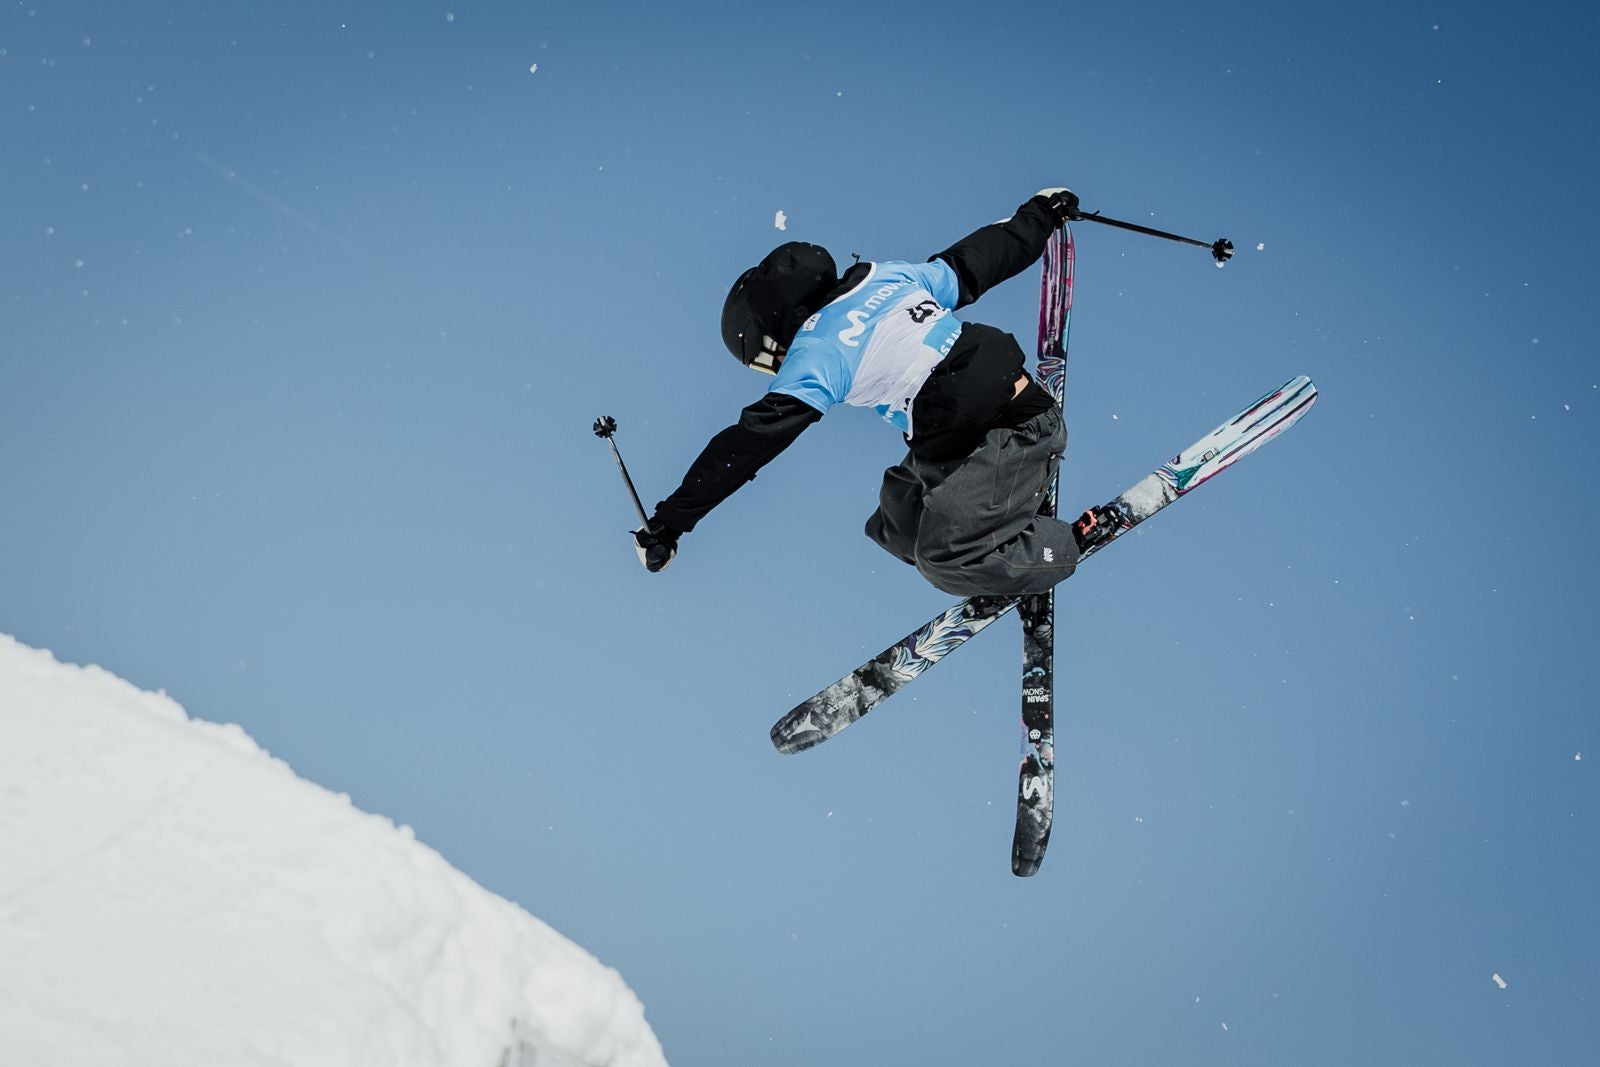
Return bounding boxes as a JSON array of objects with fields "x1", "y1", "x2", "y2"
[
  {"x1": 634, "y1": 392, "x2": 823, "y2": 571},
  {"x1": 931, "y1": 189, "x2": 1079, "y2": 309}
]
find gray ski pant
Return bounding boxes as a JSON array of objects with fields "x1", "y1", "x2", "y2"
[{"x1": 864, "y1": 406, "x2": 1081, "y2": 597}]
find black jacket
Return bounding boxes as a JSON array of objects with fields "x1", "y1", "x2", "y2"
[{"x1": 654, "y1": 195, "x2": 1061, "y2": 534}]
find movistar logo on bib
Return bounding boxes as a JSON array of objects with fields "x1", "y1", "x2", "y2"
[
  {"x1": 838, "y1": 310, "x2": 870, "y2": 347},
  {"x1": 838, "y1": 280, "x2": 909, "y2": 347}
]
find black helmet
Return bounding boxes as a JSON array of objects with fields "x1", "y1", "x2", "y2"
[{"x1": 721, "y1": 242, "x2": 838, "y2": 374}]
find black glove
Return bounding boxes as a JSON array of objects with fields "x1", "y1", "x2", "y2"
[
  {"x1": 1071, "y1": 502, "x2": 1126, "y2": 553},
  {"x1": 1036, "y1": 187, "x2": 1081, "y2": 225},
  {"x1": 634, "y1": 519, "x2": 679, "y2": 573}
]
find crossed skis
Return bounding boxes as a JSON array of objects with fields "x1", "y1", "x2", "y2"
[{"x1": 769, "y1": 364, "x2": 1318, "y2": 873}]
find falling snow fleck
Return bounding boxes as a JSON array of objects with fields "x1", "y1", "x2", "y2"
[
  {"x1": 529, "y1": 63, "x2": 538, "y2": 74},
  {"x1": 1492, "y1": 973, "x2": 1508, "y2": 989},
  {"x1": 774, "y1": 210, "x2": 788, "y2": 231}
]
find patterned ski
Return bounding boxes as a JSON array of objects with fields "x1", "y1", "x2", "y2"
[
  {"x1": 1013, "y1": 225, "x2": 1073, "y2": 877},
  {"x1": 770, "y1": 374, "x2": 1319, "y2": 756}
]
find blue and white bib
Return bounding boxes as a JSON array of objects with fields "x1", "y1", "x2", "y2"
[{"x1": 768, "y1": 259, "x2": 963, "y2": 436}]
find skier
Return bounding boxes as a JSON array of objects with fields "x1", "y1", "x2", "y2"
[{"x1": 632, "y1": 189, "x2": 1124, "y2": 596}]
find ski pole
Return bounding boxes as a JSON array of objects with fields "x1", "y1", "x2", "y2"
[
  {"x1": 1074, "y1": 210, "x2": 1234, "y2": 267},
  {"x1": 592, "y1": 415, "x2": 651, "y2": 528}
]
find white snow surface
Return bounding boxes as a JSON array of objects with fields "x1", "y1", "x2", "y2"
[{"x1": 0, "y1": 634, "x2": 669, "y2": 1067}]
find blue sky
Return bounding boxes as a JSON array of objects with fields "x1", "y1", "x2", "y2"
[{"x1": 4, "y1": 1, "x2": 1597, "y2": 1063}]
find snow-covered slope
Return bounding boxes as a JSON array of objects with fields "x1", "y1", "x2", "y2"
[{"x1": 0, "y1": 634, "x2": 668, "y2": 1067}]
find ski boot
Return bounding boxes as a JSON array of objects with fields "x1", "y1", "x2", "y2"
[
  {"x1": 1071, "y1": 502, "x2": 1128, "y2": 554},
  {"x1": 966, "y1": 594, "x2": 1013, "y2": 619}
]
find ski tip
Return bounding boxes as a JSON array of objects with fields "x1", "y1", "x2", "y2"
[
  {"x1": 1011, "y1": 856, "x2": 1043, "y2": 878},
  {"x1": 1282, "y1": 375, "x2": 1319, "y2": 421},
  {"x1": 1011, "y1": 826, "x2": 1051, "y2": 877},
  {"x1": 1284, "y1": 374, "x2": 1317, "y2": 400},
  {"x1": 769, "y1": 724, "x2": 813, "y2": 755}
]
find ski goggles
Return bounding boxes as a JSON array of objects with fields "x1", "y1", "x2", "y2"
[{"x1": 748, "y1": 335, "x2": 784, "y2": 376}]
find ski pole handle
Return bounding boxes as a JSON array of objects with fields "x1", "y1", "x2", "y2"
[{"x1": 592, "y1": 415, "x2": 651, "y2": 527}]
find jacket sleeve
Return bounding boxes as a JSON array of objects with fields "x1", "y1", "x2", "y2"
[
  {"x1": 652, "y1": 391, "x2": 823, "y2": 534},
  {"x1": 929, "y1": 194, "x2": 1059, "y2": 309}
]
